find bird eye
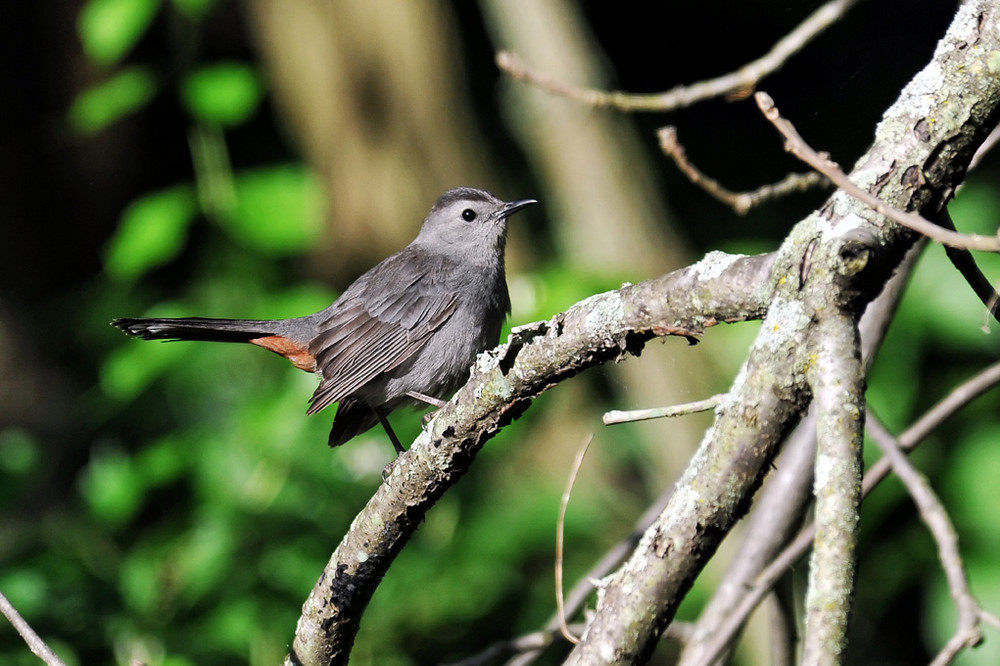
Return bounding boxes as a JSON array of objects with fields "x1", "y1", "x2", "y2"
[{"x1": 461, "y1": 208, "x2": 477, "y2": 222}]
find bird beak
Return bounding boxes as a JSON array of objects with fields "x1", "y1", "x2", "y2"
[{"x1": 500, "y1": 198, "x2": 537, "y2": 218}]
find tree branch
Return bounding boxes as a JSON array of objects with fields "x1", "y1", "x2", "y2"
[
  {"x1": 285, "y1": 251, "x2": 776, "y2": 665},
  {"x1": 676, "y1": 241, "x2": 921, "y2": 666},
  {"x1": 801, "y1": 313, "x2": 865, "y2": 663},
  {"x1": 755, "y1": 91, "x2": 1000, "y2": 252},
  {"x1": 688, "y1": 359, "x2": 1000, "y2": 666},
  {"x1": 284, "y1": 2, "x2": 1000, "y2": 663},
  {"x1": 0, "y1": 589, "x2": 67, "y2": 666},
  {"x1": 866, "y1": 411, "x2": 985, "y2": 665},
  {"x1": 658, "y1": 126, "x2": 829, "y2": 215},
  {"x1": 565, "y1": 1, "x2": 1000, "y2": 661},
  {"x1": 496, "y1": 0, "x2": 860, "y2": 112}
]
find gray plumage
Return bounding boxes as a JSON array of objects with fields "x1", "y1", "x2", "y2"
[{"x1": 113, "y1": 187, "x2": 536, "y2": 450}]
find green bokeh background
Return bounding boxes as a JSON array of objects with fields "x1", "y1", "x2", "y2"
[{"x1": 1, "y1": 1, "x2": 998, "y2": 665}]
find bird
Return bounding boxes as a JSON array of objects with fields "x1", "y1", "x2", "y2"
[{"x1": 112, "y1": 187, "x2": 536, "y2": 452}]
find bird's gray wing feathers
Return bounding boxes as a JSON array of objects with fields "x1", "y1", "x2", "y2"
[{"x1": 306, "y1": 254, "x2": 459, "y2": 415}]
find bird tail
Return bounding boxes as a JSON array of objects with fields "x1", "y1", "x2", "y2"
[
  {"x1": 112, "y1": 317, "x2": 277, "y2": 343},
  {"x1": 327, "y1": 397, "x2": 382, "y2": 448}
]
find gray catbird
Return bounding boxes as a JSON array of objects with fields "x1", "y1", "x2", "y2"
[{"x1": 113, "y1": 187, "x2": 536, "y2": 452}]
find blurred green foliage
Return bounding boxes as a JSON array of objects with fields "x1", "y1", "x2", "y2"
[
  {"x1": 78, "y1": 0, "x2": 159, "y2": 66},
  {"x1": 7, "y1": 4, "x2": 625, "y2": 664},
  {"x1": 1, "y1": 2, "x2": 999, "y2": 665},
  {"x1": 180, "y1": 62, "x2": 264, "y2": 127},
  {"x1": 105, "y1": 185, "x2": 200, "y2": 282},
  {"x1": 69, "y1": 66, "x2": 159, "y2": 134},
  {"x1": 225, "y1": 165, "x2": 325, "y2": 254}
]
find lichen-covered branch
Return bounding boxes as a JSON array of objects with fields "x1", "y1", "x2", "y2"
[
  {"x1": 564, "y1": 0, "x2": 1000, "y2": 662},
  {"x1": 285, "y1": 2, "x2": 1000, "y2": 663},
  {"x1": 676, "y1": 244, "x2": 919, "y2": 666},
  {"x1": 563, "y1": 285, "x2": 816, "y2": 665},
  {"x1": 801, "y1": 313, "x2": 865, "y2": 663},
  {"x1": 285, "y1": 251, "x2": 776, "y2": 666}
]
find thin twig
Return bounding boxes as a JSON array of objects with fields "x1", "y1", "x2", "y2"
[
  {"x1": 968, "y1": 122, "x2": 1000, "y2": 172},
  {"x1": 499, "y1": 487, "x2": 676, "y2": 666},
  {"x1": 496, "y1": 0, "x2": 860, "y2": 112},
  {"x1": 442, "y1": 624, "x2": 587, "y2": 666},
  {"x1": 981, "y1": 610, "x2": 1000, "y2": 630},
  {"x1": 603, "y1": 392, "x2": 724, "y2": 425},
  {"x1": 556, "y1": 435, "x2": 594, "y2": 645},
  {"x1": 767, "y1": 583, "x2": 798, "y2": 666},
  {"x1": 0, "y1": 589, "x2": 68, "y2": 666},
  {"x1": 443, "y1": 620, "x2": 696, "y2": 666},
  {"x1": 934, "y1": 208, "x2": 1000, "y2": 326},
  {"x1": 866, "y1": 410, "x2": 985, "y2": 666},
  {"x1": 755, "y1": 91, "x2": 1000, "y2": 252},
  {"x1": 658, "y1": 127, "x2": 828, "y2": 214},
  {"x1": 894, "y1": 360, "x2": 1000, "y2": 451}
]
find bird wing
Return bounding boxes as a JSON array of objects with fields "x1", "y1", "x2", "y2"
[{"x1": 306, "y1": 252, "x2": 460, "y2": 415}]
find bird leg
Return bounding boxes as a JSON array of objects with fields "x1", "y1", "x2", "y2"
[
  {"x1": 406, "y1": 391, "x2": 449, "y2": 427},
  {"x1": 405, "y1": 391, "x2": 447, "y2": 408},
  {"x1": 373, "y1": 407, "x2": 406, "y2": 455}
]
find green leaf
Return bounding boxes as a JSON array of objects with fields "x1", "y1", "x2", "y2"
[
  {"x1": 79, "y1": 447, "x2": 144, "y2": 526},
  {"x1": 136, "y1": 436, "x2": 188, "y2": 486},
  {"x1": 224, "y1": 165, "x2": 325, "y2": 254},
  {"x1": 0, "y1": 570, "x2": 49, "y2": 618},
  {"x1": 0, "y1": 428, "x2": 40, "y2": 475},
  {"x1": 78, "y1": 0, "x2": 160, "y2": 66},
  {"x1": 944, "y1": 424, "x2": 1000, "y2": 546},
  {"x1": 69, "y1": 66, "x2": 157, "y2": 134},
  {"x1": 105, "y1": 184, "x2": 199, "y2": 281},
  {"x1": 119, "y1": 543, "x2": 164, "y2": 615},
  {"x1": 180, "y1": 62, "x2": 264, "y2": 127},
  {"x1": 174, "y1": 516, "x2": 236, "y2": 604}
]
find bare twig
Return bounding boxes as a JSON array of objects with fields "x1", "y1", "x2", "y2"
[
  {"x1": 505, "y1": 487, "x2": 676, "y2": 666},
  {"x1": 767, "y1": 582, "x2": 798, "y2": 666},
  {"x1": 982, "y1": 610, "x2": 1000, "y2": 631},
  {"x1": 556, "y1": 435, "x2": 593, "y2": 645},
  {"x1": 755, "y1": 91, "x2": 1000, "y2": 252},
  {"x1": 497, "y1": 0, "x2": 860, "y2": 112},
  {"x1": 603, "y1": 392, "x2": 723, "y2": 425},
  {"x1": 0, "y1": 589, "x2": 68, "y2": 666},
  {"x1": 866, "y1": 410, "x2": 985, "y2": 666},
  {"x1": 968, "y1": 122, "x2": 1000, "y2": 172},
  {"x1": 934, "y1": 208, "x2": 1000, "y2": 325},
  {"x1": 442, "y1": 624, "x2": 587, "y2": 666},
  {"x1": 658, "y1": 126, "x2": 828, "y2": 214},
  {"x1": 444, "y1": 620, "x2": 695, "y2": 666}
]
